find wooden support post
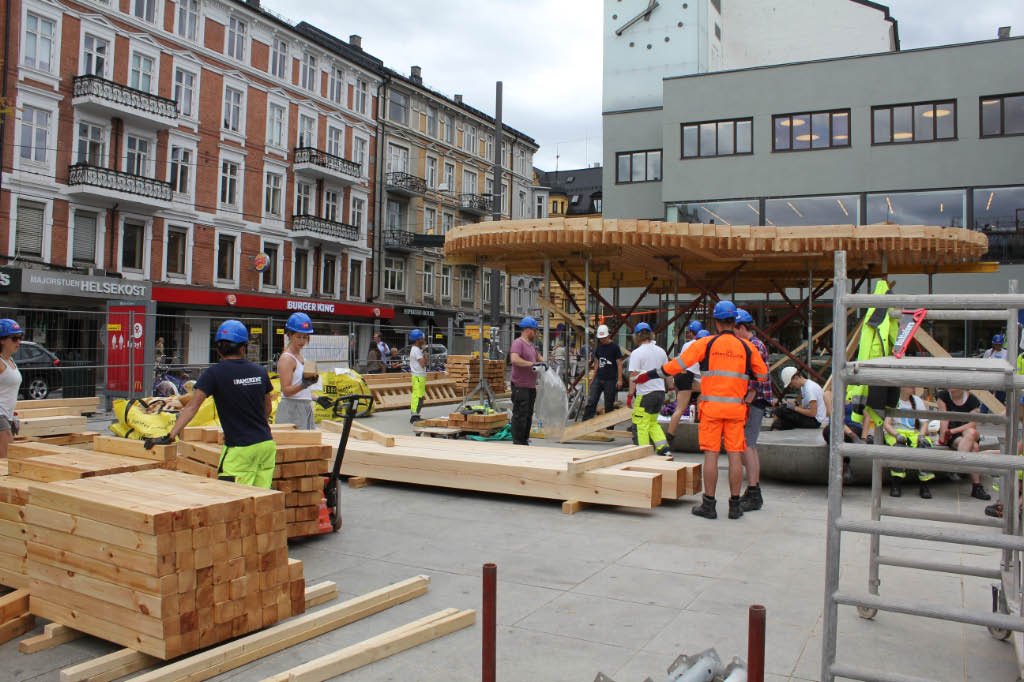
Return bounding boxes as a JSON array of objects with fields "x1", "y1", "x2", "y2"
[
  {"x1": 20, "y1": 623, "x2": 86, "y2": 654},
  {"x1": 561, "y1": 500, "x2": 587, "y2": 515}
]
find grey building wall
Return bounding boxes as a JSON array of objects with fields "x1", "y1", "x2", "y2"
[{"x1": 603, "y1": 107, "x2": 665, "y2": 219}]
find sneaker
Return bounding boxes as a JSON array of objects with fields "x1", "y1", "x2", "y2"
[
  {"x1": 692, "y1": 495, "x2": 717, "y2": 519},
  {"x1": 655, "y1": 445, "x2": 673, "y2": 459},
  {"x1": 889, "y1": 480, "x2": 902, "y2": 498},
  {"x1": 985, "y1": 503, "x2": 1004, "y2": 518},
  {"x1": 919, "y1": 483, "x2": 932, "y2": 499},
  {"x1": 410, "y1": 414, "x2": 421, "y2": 424},
  {"x1": 971, "y1": 483, "x2": 992, "y2": 501},
  {"x1": 739, "y1": 487, "x2": 763, "y2": 512},
  {"x1": 728, "y1": 497, "x2": 744, "y2": 519}
]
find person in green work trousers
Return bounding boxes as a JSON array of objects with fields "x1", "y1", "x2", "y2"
[
  {"x1": 408, "y1": 329, "x2": 428, "y2": 423},
  {"x1": 153, "y1": 320, "x2": 276, "y2": 488},
  {"x1": 626, "y1": 322, "x2": 672, "y2": 458}
]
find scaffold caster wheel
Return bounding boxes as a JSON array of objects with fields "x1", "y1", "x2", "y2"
[
  {"x1": 856, "y1": 606, "x2": 877, "y2": 620},
  {"x1": 988, "y1": 625, "x2": 1012, "y2": 641}
]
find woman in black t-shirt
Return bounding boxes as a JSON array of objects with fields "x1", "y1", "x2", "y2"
[{"x1": 936, "y1": 388, "x2": 989, "y2": 500}]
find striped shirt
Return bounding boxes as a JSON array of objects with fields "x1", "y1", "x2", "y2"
[{"x1": 748, "y1": 336, "x2": 773, "y2": 406}]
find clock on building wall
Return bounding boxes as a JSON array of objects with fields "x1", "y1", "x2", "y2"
[{"x1": 609, "y1": 0, "x2": 687, "y2": 50}]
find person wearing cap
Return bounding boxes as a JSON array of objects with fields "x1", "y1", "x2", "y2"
[
  {"x1": 666, "y1": 327, "x2": 708, "y2": 442},
  {"x1": 0, "y1": 319, "x2": 25, "y2": 458},
  {"x1": 408, "y1": 329, "x2": 428, "y2": 423},
  {"x1": 581, "y1": 323, "x2": 624, "y2": 422},
  {"x1": 626, "y1": 322, "x2": 671, "y2": 457},
  {"x1": 636, "y1": 300, "x2": 769, "y2": 519},
  {"x1": 735, "y1": 309, "x2": 772, "y2": 511},
  {"x1": 275, "y1": 312, "x2": 318, "y2": 429},
  {"x1": 983, "y1": 334, "x2": 1009, "y2": 409},
  {"x1": 509, "y1": 316, "x2": 545, "y2": 445},
  {"x1": 773, "y1": 367, "x2": 829, "y2": 431},
  {"x1": 159, "y1": 320, "x2": 276, "y2": 487}
]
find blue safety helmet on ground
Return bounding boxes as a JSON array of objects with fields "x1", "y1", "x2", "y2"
[
  {"x1": 285, "y1": 312, "x2": 314, "y2": 334},
  {"x1": 735, "y1": 308, "x2": 754, "y2": 326},
  {"x1": 409, "y1": 329, "x2": 425, "y2": 342},
  {"x1": 518, "y1": 316, "x2": 539, "y2": 329},
  {"x1": 696, "y1": 329, "x2": 711, "y2": 338},
  {"x1": 687, "y1": 320, "x2": 703, "y2": 334},
  {"x1": 215, "y1": 320, "x2": 249, "y2": 343},
  {"x1": 634, "y1": 322, "x2": 653, "y2": 334},
  {"x1": 993, "y1": 334, "x2": 1005, "y2": 345},
  {"x1": 0, "y1": 318, "x2": 23, "y2": 338},
  {"x1": 712, "y1": 300, "x2": 738, "y2": 320}
]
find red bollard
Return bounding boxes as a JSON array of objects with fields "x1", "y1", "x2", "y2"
[
  {"x1": 483, "y1": 563, "x2": 497, "y2": 682},
  {"x1": 748, "y1": 604, "x2": 766, "y2": 682}
]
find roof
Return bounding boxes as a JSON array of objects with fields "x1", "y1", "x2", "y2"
[
  {"x1": 537, "y1": 166, "x2": 603, "y2": 195},
  {"x1": 292, "y1": 22, "x2": 386, "y2": 74}
]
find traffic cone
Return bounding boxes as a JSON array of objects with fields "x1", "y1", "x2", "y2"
[{"x1": 316, "y1": 495, "x2": 333, "y2": 533}]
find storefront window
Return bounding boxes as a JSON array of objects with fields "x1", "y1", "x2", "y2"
[
  {"x1": 765, "y1": 195, "x2": 859, "y2": 226},
  {"x1": 676, "y1": 199, "x2": 762, "y2": 226},
  {"x1": 866, "y1": 189, "x2": 965, "y2": 227},
  {"x1": 974, "y1": 185, "x2": 1024, "y2": 263}
]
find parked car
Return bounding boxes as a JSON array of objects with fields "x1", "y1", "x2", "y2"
[
  {"x1": 13, "y1": 341, "x2": 62, "y2": 400},
  {"x1": 397, "y1": 344, "x2": 449, "y2": 371}
]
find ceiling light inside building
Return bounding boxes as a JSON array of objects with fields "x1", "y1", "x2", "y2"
[
  {"x1": 794, "y1": 134, "x2": 819, "y2": 142},
  {"x1": 893, "y1": 132, "x2": 913, "y2": 140},
  {"x1": 986, "y1": 191, "x2": 995, "y2": 210},
  {"x1": 833, "y1": 134, "x2": 849, "y2": 140},
  {"x1": 701, "y1": 207, "x2": 730, "y2": 225},
  {"x1": 781, "y1": 118, "x2": 806, "y2": 127},
  {"x1": 885, "y1": 196, "x2": 895, "y2": 215},
  {"x1": 747, "y1": 203, "x2": 760, "y2": 216},
  {"x1": 787, "y1": 201, "x2": 804, "y2": 218},
  {"x1": 939, "y1": 202, "x2": 944, "y2": 213},
  {"x1": 922, "y1": 108, "x2": 952, "y2": 118},
  {"x1": 837, "y1": 199, "x2": 849, "y2": 217}
]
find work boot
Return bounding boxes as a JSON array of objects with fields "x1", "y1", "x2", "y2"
[
  {"x1": 728, "y1": 496, "x2": 744, "y2": 520},
  {"x1": 410, "y1": 414, "x2": 421, "y2": 424},
  {"x1": 919, "y1": 483, "x2": 932, "y2": 499},
  {"x1": 842, "y1": 459, "x2": 854, "y2": 485},
  {"x1": 971, "y1": 483, "x2": 992, "y2": 500},
  {"x1": 985, "y1": 502, "x2": 1004, "y2": 518},
  {"x1": 739, "y1": 486, "x2": 763, "y2": 512},
  {"x1": 655, "y1": 445, "x2": 673, "y2": 459},
  {"x1": 691, "y1": 495, "x2": 717, "y2": 519},
  {"x1": 889, "y1": 479, "x2": 902, "y2": 497}
]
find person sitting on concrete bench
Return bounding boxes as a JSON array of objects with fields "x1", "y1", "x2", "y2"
[
  {"x1": 936, "y1": 387, "x2": 989, "y2": 501},
  {"x1": 773, "y1": 367, "x2": 828, "y2": 431},
  {"x1": 883, "y1": 386, "x2": 936, "y2": 499}
]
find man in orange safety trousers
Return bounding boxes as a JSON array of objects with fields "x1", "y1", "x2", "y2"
[{"x1": 634, "y1": 300, "x2": 769, "y2": 520}]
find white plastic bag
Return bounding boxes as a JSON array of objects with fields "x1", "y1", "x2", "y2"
[{"x1": 534, "y1": 367, "x2": 569, "y2": 440}]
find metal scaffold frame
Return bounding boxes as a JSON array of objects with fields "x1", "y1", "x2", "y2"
[{"x1": 822, "y1": 250, "x2": 1024, "y2": 682}]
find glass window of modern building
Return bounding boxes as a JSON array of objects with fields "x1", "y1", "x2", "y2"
[
  {"x1": 866, "y1": 189, "x2": 965, "y2": 227},
  {"x1": 672, "y1": 199, "x2": 762, "y2": 226},
  {"x1": 681, "y1": 118, "x2": 752, "y2": 158},
  {"x1": 615, "y1": 150, "x2": 661, "y2": 183},
  {"x1": 765, "y1": 195, "x2": 859, "y2": 226},
  {"x1": 773, "y1": 110, "x2": 850, "y2": 151},
  {"x1": 980, "y1": 93, "x2": 1024, "y2": 137},
  {"x1": 974, "y1": 185, "x2": 1024, "y2": 263},
  {"x1": 872, "y1": 100, "x2": 956, "y2": 144}
]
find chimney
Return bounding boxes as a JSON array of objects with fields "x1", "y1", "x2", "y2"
[
  {"x1": 349, "y1": 34, "x2": 362, "y2": 49},
  {"x1": 997, "y1": 26, "x2": 1011, "y2": 39},
  {"x1": 454, "y1": 94, "x2": 463, "y2": 104},
  {"x1": 248, "y1": 0, "x2": 260, "y2": 7},
  {"x1": 410, "y1": 66, "x2": 422, "y2": 84}
]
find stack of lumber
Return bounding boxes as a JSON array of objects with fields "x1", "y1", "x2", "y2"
[
  {"x1": 175, "y1": 427, "x2": 332, "y2": 538},
  {"x1": 15, "y1": 396, "x2": 99, "y2": 417},
  {"x1": 446, "y1": 355, "x2": 507, "y2": 395},
  {"x1": 0, "y1": 463, "x2": 31, "y2": 589},
  {"x1": 415, "y1": 411, "x2": 508, "y2": 435},
  {"x1": 6, "y1": 440, "x2": 163, "y2": 482},
  {"x1": 329, "y1": 427, "x2": 701, "y2": 512},
  {"x1": 24, "y1": 469, "x2": 304, "y2": 658},
  {"x1": 0, "y1": 589, "x2": 33, "y2": 644},
  {"x1": 361, "y1": 371, "x2": 460, "y2": 410}
]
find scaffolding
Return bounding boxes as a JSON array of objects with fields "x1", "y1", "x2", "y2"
[{"x1": 822, "y1": 250, "x2": 1024, "y2": 681}]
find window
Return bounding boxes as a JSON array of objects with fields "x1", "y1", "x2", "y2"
[
  {"x1": 386, "y1": 199, "x2": 402, "y2": 230},
  {"x1": 322, "y1": 254, "x2": 337, "y2": 295},
  {"x1": 872, "y1": 100, "x2": 956, "y2": 144},
  {"x1": 442, "y1": 212, "x2": 454, "y2": 234},
  {"x1": 15, "y1": 200, "x2": 44, "y2": 258},
  {"x1": 386, "y1": 144, "x2": 409, "y2": 174},
  {"x1": 485, "y1": 177, "x2": 493, "y2": 199},
  {"x1": 974, "y1": 186, "x2": 1024, "y2": 263},
  {"x1": 519, "y1": 191, "x2": 527, "y2": 218},
  {"x1": 867, "y1": 189, "x2": 964, "y2": 227},
  {"x1": 980, "y1": 94, "x2": 1024, "y2": 137},
  {"x1": 77, "y1": 123, "x2": 105, "y2": 166},
  {"x1": 773, "y1": 109, "x2": 850, "y2": 151},
  {"x1": 298, "y1": 114, "x2": 315, "y2": 147},
  {"x1": 323, "y1": 189, "x2": 339, "y2": 222},
  {"x1": 227, "y1": 17, "x2": 246, "y2": 61},
  {"x1": 301, "y1": 53, "x2": 317, "y2": 92},
  {"x1": 443, "y1": 162, "x2": 455, "y2": 191},
  {"x1": 125, "y1": 136, "x2": 150, "y2": 176},
  {"x1": 326, "y1": 126, "x2": 343, "y2": 157},
  {"x1": 425, "y1": 157, "x2": 438, "y2": 189},
  {"x1": 485, "y1": 134, "x2": 494, "y2": 160},
  {"x1": 132, "y1": 0, "x2": 156, "y2": 23},
  {"x1": 676, "y1": 199, "x2": 762, "y2": 226},
  {"x1": 764, "y1": 194, "x2": 859, "y2": 226},
  {"x1": 296, "y1": 182, "x2": 313, "y2": 215},
  {"x1": 220, "y1": 160, "x2": 239, "y2": 207},
  {"x1": 384, "y1": 257, "x2": 404, "y2": 292},
  {"x1": 130, "y1": 53, "x2": 154, "y2": 93},
  {"x1": 216, "y1": 233, "x2": 235, "y2": 280},
  {"x1": 424, "y1": 207, "x2": 436, "y2": 234},
  {"x1": 122, "y1": 222, "x2": 145, "y2": 271},
  {"x1": 73, "y1": 211, "x2": 98, "y2": 266},
  {"x1": 681, "y1": 118, "x2": 752, "y2": 158},
  {"x1": 176, "y1": 0, "x2": 199, "y2": 41},
  {"x1": 166, "y1": 226, "x2": 187, "y2": 276},
  {"x1": 483, "y1": 268, "x2": 491, "y2": 301},
  {"x1": 24, "y1": 13, "x2": 55, "y2": 72},
  {"x1": 82, "y1": 35, "x2": 108, "y2": 77},
  {"x1": 615, "y1": 150, "x2": 661, "y2": 183},
  {"x1": 174, "y1": 68, "x2": 196, "y2": 118},
  {"x1": 355, "y1": 79, "x2": 368, "y2": 115},
  {"x1": 294, "y1": 249, "x2": 309, "y2": 290},
  {"x1": 535, "y1": 195, "x2": 545, "y2": 218},
  {"x1": 264, "y1": 171, "x2": 282, "y2": 217},
  {"x1": 348, "y1": 259, "x2": 363, "y2": 300},
  {"x1": 444, "y1": 114, "x2": 454, "y2": 144},
  {"x1": 351, "y1": 196, "x2": 365, "y2": 228},
  {"x1": 223, "y1": 86, "x2": 242, "y2": 132},
  {"x1": 170, "y1": 146, "x2": 191, "y2": 194},
  {"x1": 461, "y1": 268, "x2": 475, "y2": 302},
  {"x1": 427, "y1": 106, "x2": 438, "y2": 138},
  {"x1": 352, "y1": 137, "x2": 368, "y2": 173},
  {"x1": 329, "y1": 67, "x2": 344, "y2": 104},
  {"x1": 270, "y1": 38, "x2": 288, "y2": 79},
  {"x1": 389, "y1": 91, "x2": 408, "y2": 125},
  {"x1": 462, "y1": 170, "x2": 477, "y2": 194},
  {"x1": 441, "y1": 265, "x2": 452, "y2": 300},
  {"x1": 267, "y1": 103, "x2": 285, "y2": 147},
  {"x1": 465, "y1": 125, "x2": 477, "y2": 154},
  {"x1": 262, "y1": 242, "x2": 279, "y2": 288},
  {"x1": 19, "y1": 106, "x2": 49, "y2": 163},
  {"x1": 423, "y1": 261, "x2": 435, "y2": 298}
]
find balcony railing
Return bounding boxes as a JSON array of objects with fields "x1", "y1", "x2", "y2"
[
  {"x1": 385, "y1": 171, "x2": 427, "y2": 195},
  {"x1": 291, "y1": 214, "x2": 360, "y2": 242},
  {"x1": 68, "y1": 164, "x2": 173, "y2": 201},
  {"x1": 383, "y1": 229, "x2": 416, "y2": 250},
  {"x1": 73, "y1": 75, "x2": 178, "y2": 120},
  {"x1": 459, "y1": 193, "x2": 492, "y2": 214},
  {"x1": 293, "y1": 147, "x2": 361, "y2": 178}
]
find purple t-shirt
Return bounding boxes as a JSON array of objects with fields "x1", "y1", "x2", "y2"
[{"x1": 510, "y1": 337, "x2": 539, "y2": 388}]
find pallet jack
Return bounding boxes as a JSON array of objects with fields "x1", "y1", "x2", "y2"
[{"x1": 318, "y1": 393, "x2": 373, "y2": 533}]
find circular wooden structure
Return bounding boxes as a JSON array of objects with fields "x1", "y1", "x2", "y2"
[{"x1": 444, "y1": 218, "x2": 992, "y2": 292}]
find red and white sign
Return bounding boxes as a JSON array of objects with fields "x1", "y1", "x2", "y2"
[
  {"x1": 106, "y1": 304, "x2": 147, "y2": 393},
  {"x1": 152, "y1": 287, "x2": 394, "y2": 320}
]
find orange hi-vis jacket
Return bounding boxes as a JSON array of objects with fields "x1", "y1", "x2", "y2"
[{"x1": 661, "y1": 330, "x2": 769, "y2": 419}]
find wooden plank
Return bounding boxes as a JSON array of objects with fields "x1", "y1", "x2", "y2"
[
  {"x1": 303, "y1": 581, "x2": 337, "y2": 608},
  {"x1": 15, "y1": 397, "x2": 99, "y2": 412},
  {"x1": 271, "y1": 431, "x2": 325, "y2": 446},
  {"x1": 347, "y1": 477, "x2": 370, "y2": 489},
  {"x1": 562, "y1": 500, "x2": 587, "y2": 515},
  {"x1": 20, "y1": 622, "x2": 86, "y2": 654},
  {"x1": 0, "y1": 588, "x2": 29, "y2": 622},
  {"x1": 18, "y1": 416, "x2": 88, "y2": 437},
  {"x1": 259, "y1": 608, "x2": 476, "y2": 682},
  {"x1": 10, "y1": 452, "x2": 159, "y2": 482},
  {"x1": 558, "y1": 406, "x2": 633, "y2": 443},
  {"x1": 321, "y1": 420, "x2": 395, "y2": 447},
  {"x1": 92, "y1": 436, "x2": 177, "y2": 463},
  {"x1": 565, "y1": 445, "x2": 653, "y2": 475},
  {"x1": 0, "y1": 612, "x2": 35, "y2": 645}
]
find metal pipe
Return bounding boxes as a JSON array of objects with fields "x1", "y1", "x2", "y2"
[
  {"x1": 923, "y1": 309, "x2": 1013, "y2": 321},
  {"x1": 881, "y1": 505, "x2": 1004, "y2": 528},
  {"x1": 868, "y1": 458, "x2": 882, "y2": 598},
  {"x1": 542, "y1": 258, "x2": 551, "y2": 358},
  {"x1": 583, "y1": 255, "x2": 590, "y2": 397},
  {"x1": 482, "y1": 563, "x2": 496, "y2": 682},
  {"x1": 807, "y1": 267, "x2": 813, "y2": 368},
  {"x1": 747, "y1": 605, "x2": 765, "y2": 682},
  {"x1": 845, "y1": 294, "x2": 1024, "y2": 309},
  {"x1": 877, "y1": 554, "x2": 1002, "y2": 579}
]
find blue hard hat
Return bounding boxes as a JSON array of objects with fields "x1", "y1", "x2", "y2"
[
  {"x1": 687, "y1": 320, "x2": 703, "y2": 334},
  {"x1": 712, "y1": 300, "x2": 738, "y2": 320},
  {"x1": 518, "y1": 316, "x2": 539, "y2": 330},
  {"x1": 285, "y1": 312, "x2": 315, "y2": 334},
  {"x1": 696, "y1": 329, "x2": 711, "y2": 338},
  {"x1": 0, "y1": 318, "x2": 23, "y2": 338},
  {"x1": 735, "y1": 308, "x2": 754, "y2": 325},
  {"x1": 993, "y1": 334, "x2": 1005, "y2": 345},
  {"x1": 409, "y1": 329, "x2": 425, "y2": 342},
  {"x1": 215, "y1": 320, "x2": 249, "y2": 343},
  {"x1": 634, "y1": 322, "x2": 653, "y2": 334}
]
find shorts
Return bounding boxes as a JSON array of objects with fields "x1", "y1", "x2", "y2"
[
  {"x1": 218, "y1": 439, "x2": 277, "y2": 488},
  {"x1": 698, "y1": 413, "x2": 746, "y2": 453},
  {"x1": 673, "y1": 373, "x2": 695, "y2": 391},
  {"x1": 866, "y1": 386, "x2": 900, "y2": 412},
  {"x1": 275, "y1": 398, "x2": 315, "y2": 430},
  {"x1": 0, "y1": 414, "x2": 14, "y2": 434},
  {"x1": 744, "y1": 404, "x2": 765, "y2": 448},
  {"x1": 639, "y1": 391, "x2": 666, "y2": 415}
]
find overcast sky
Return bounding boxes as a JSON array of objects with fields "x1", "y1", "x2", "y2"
[{"x1": 264, "y1": 0, "x2": 1024, "y2": 172}]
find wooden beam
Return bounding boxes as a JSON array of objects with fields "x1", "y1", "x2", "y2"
[
  {"x1": 320, "y1": 420, "x2": 395, "y2": 447},
  {"x1": 558, "y1": 406, "x2": 633, "y2": 443},
  {"x1": 303, "y1": 581, "x2": 338, "y2": 609},
  {"x1": 0, "y1": 613, "x2": 36, "y2": 645},
  {"x1": 565, "y1": 445, "x2": 653, "y2": 475},
  {"x1": 20, "y1": 623, "x2": 86, "y2": 654},
  {"x1": 911, "y1": 328, "x2": 1006, "y2": 414}
]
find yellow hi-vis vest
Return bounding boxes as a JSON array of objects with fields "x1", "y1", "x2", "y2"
[{"x1": 847, "y1": 280, "x2": 897, "y2": 428}]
